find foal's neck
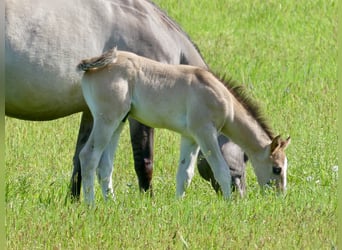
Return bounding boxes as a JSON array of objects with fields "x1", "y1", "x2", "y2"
[{"x1": 222, "y1": 99, "x2": 272, "y2": 157}]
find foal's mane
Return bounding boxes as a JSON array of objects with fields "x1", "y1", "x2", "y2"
[{"x1": 215, "y1": 74, "x2": 274, "y2": 140}]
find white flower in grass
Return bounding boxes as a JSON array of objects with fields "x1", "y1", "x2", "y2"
[
  {"x1": 306, "y1": 176, "x2": 314, "y2": 182},
  {"x1": 332, "y1": 165, "x2": 338, "y2": 173},
  {"x1": 306, "y1": 176, "x2": 320, "y2": 184},
  {"x1": 332, "y1": 165, "x2": 338, "y2": 179}
]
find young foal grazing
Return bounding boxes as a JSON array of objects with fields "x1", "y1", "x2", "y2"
[{"x1": 77, "y1": 47, "x2": 291, "y2": 204}]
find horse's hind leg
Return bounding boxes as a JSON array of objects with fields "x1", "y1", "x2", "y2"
[
  {"x1": 129, "y1": 119, "x2": 154, "y2": 195},
  {"x1": 70, "y1": 110, "x2": 93, "y2": 201},
  {"x1": 194, "y1": 127, "x2": 231, "y2": 199},
  {"x1": 176, "y1": 136, "x2": 200, "y2": 198},
  {"x1": 96, "y1": 122, "x2": 125, "y2": 200}
]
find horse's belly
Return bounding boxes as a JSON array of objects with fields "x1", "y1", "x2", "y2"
[
  {"x1": 5, "y1": 0, "x2": 105, "y2": 120},
  {"x1": 5, "y1": 87, "x2": 86, "y2": 121},
  {"x1": 5, "y1": 66, "x2": 86, "y2": 121}
]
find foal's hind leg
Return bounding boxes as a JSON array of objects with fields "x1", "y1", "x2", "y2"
[
  {"x1": 79, "y1": 119, "x2": 120, "y2": 204},
  {"x1": 176, "y1": 136, "x2": 200, "y2": 198},
  {"x1": 96, "y1": 122, "x2": 125, "y2": 200},
  {"x1": 194, "y1": 127, "x2": 232, "y2": 198}
]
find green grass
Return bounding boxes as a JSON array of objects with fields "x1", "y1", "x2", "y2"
[{"x1": 6, "y1": 0, "x2": 337, "y2": 249}]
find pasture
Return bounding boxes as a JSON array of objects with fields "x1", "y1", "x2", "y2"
[{"x1": 5, "y1": 0, "x2": 337, "y2": 249}]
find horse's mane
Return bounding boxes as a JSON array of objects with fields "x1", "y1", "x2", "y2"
[
  {"x1": 215, "y1": 74, "x2": 274, "y2": 140},
  {"x1": 146, "y1": 0, "x2": 207, "y2": 66}
]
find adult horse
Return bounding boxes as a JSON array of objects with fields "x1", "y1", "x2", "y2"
[{"x1": 5, "y1": 0, "x2": 246, "y2": 199}]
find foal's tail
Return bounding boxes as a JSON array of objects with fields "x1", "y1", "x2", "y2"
[{"x1": 77, "y1": 47, "x2": 117, "y2": 71}]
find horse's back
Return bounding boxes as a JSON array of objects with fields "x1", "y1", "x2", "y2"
[{"x1": 5, "y1": 0, "x2": 203, "y2": 120}]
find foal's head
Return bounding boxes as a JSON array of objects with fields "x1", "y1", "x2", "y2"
[{"x1": 253, "y1": 135, "x2": 291, "y2": 192}]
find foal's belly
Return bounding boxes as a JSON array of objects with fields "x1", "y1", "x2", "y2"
[{"x1": 130, "y1": 103, "x2": 190, "y2": 137}]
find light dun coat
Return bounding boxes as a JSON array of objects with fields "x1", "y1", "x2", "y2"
[{"x1": 77, "y1": 48, "x2": 290, "y2": 204}]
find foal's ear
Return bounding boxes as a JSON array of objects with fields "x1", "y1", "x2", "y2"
[
  {"x1": 270, "y1": 135, "x2": 282, "y2": 153},
  {"x1": 280, "y1": 136, "x2": 291, "y2": 150},
  {"x1": 270, "y1": 135, "x2": 291, "y2": 153}
]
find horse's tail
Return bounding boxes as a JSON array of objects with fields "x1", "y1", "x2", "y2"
[{"x1": 77, "y1": 47, "x2": 117, "y2": 71}]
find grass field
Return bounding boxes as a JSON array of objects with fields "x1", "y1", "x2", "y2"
[{"x1": 5, "y1": 0, "x2": 337, "y2": 249}]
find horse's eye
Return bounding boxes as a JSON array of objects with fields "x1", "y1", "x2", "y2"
[{"x1": 272, "y1": 166, "x2": 281, "y2": 175}]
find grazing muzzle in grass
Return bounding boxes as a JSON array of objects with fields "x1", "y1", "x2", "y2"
[{"x1": 253, "y1": 135, "x2": 291, "y2": 193}]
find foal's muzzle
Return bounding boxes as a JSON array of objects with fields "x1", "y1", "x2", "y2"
[{"x1": 265, "y1": 178, "x2": 286, "y2": 193}]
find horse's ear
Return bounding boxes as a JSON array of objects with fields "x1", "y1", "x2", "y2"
[
  {"x1": 280, "y1": 136, "x2": 291, "y2": 150},
  {"x1": 270, "y1": 135, "x2": 282, "y2": 153},
  {"x1": 270, "y1": 135, "x2": 291, "y2": 153}
]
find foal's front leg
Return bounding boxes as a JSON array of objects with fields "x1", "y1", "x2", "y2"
[
  {"x1": 176, "y1": 136, "x2": 200, "y2": 198},
  {"x1": 194, "y1": 127, "x2": 232, "y2": 199}
]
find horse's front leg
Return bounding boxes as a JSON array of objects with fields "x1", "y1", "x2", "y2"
[
  {"x1": 128, "y1": 118, "x2": 154, "y2": 195},
  {"x1": 70, "y1": 110, "x2": 93, "y2": 201},
  {"x1": 96, "y1": 122, "x2": 125, "y2": 200},
  {"x1": 176, "y1": 136, "x2": 200, "y2": 198}
]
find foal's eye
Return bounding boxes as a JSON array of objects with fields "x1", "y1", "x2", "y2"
[{"x1": 272, "y1": 166, "x2": 282, "y2": 175}]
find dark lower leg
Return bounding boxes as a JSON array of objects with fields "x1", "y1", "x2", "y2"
[
  {"x1": 129, "y1": 118, "x2": 154, "y2": 195},
  {"x1": 70, "y1": 111, "x2": 93, "y2": 200}
]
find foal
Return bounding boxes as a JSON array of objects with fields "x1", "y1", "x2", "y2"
[{"x1": 77, "y1": 47, "x2": 290, "y2": 204}]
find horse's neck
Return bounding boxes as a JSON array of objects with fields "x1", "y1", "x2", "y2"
[
  {"x1": 170, "y1": 31, "x2": 207, "y2": 69},
  {"x1": 179, "y1": 40, "x2": 208, "y2": 69},
  {"x1": 147, "y1": 1, "x2": 208, "y2": 69},
  {"x1": 222, "y1": 99, "x2": 272, "y2": 157}
]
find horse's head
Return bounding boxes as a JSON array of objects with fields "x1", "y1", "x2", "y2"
[{"x1": 252, "y1": 135, "x2": 291, "y2": 193}]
